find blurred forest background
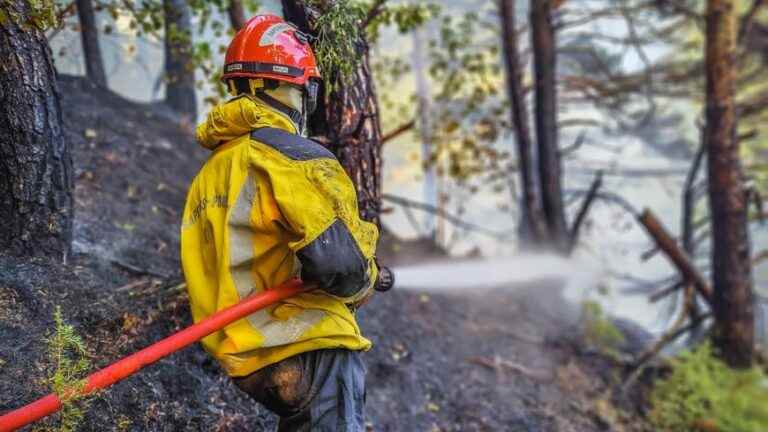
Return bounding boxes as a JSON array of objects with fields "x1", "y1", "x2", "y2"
[{"x1": 1, "y1": 0, "x2": 768, "y2": 430}]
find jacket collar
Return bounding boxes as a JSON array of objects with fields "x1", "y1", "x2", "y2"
[{"x1": 195, "y1": 95, "x2": 298, "y2": 151}]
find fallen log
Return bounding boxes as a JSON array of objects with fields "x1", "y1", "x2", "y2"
[{"x1": 636, "y1": 209, "x2": 713, "y2": 307}]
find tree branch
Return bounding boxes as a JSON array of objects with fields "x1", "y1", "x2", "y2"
[
  {"x1": 382, "y1": 119, "x2": 415, "y2": 144},
  {"x1": 227, "y1": 0, "x2": 247, "y2": 31},
  {"x1": 567, "y1": 170, "x2": 603, "y2": 254},
  {"x1": 739, "y1": 0, "x2": 767, "y2": 42},
  {"x1": 382, "y1": 193, "x2": 514, "y2": 239},
  {"x1": 363, "y1": 0, "x2": 387, "y2": 28}
]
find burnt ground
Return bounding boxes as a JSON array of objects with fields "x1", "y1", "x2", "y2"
[{"x1": 0, "y1": 76, "x2": 652, "y2": 432}]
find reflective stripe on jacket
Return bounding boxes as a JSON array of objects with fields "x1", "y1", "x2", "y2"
[{"x1": 181, "y1": 95, "x2": 379, "y2": 377}]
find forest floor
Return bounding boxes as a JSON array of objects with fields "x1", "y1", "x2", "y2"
[{"x1": 0, "y1": 76, "x2": 653, "y2": 431}]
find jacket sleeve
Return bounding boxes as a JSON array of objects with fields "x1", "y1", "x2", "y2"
[{"x1": 256, "y1": 145, "x2": 379, "y2": 304}]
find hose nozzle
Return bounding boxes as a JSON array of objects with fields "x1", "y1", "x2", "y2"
[{"x1": 375, "y1": 266, "x2": 395, "y2": 292}]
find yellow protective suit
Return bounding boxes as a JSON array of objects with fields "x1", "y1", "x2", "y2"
[{"x1": 181, "y1": 95, "x2": 379, "y2": 377}]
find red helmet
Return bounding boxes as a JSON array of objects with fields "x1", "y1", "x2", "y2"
[{"x1": 222, "y1": 14, "x2": 321, "y2": 86}]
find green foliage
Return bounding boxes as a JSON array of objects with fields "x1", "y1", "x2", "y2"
[
  {"x1": 581, "y1": 300, "x2": 625, "y2": 358},
  {"x1": 650, "y1": 342, "x2": 768, "y2": 432},
  {"x1": 0, "y1": 0, "x2": 58, "y2": 30},
  {"x1": 46, "y1": 306, "x2": 92, "y2": 432},
  {"x1": 310, "y1": 0, "x2": 367, "y2": 93},
  {"x1": 98, "y1": 0, "x2": 258, "y2": 106},
  {"x1": 426, "y1": 8, "x2": 509, "y2": 184},
  {"x1": 366, "y1": 3, "x2": 439, "y2": 43}
]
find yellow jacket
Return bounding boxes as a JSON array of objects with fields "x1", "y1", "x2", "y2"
[{"x1": 181, "y1": 96, "x2": 379, "y2": 377}]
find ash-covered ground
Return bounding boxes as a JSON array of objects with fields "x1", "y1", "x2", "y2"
[{"x1": 0, "y1": 77, "x2": 652, "y2": 431}]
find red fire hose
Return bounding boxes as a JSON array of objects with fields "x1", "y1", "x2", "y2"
[{"x1": 0, "y1": 278, "x2": 310, "y2": 432}]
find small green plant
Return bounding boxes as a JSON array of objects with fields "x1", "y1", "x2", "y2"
[
  {"x1": 581, "y1": 300, "x2": 625, "y2": 358},
  {"x1": 650, "y1": 342, "x2": 768, "y2": 432},
  {"x1": 46, "y1": 306, "x2": 93, "y2": 432}
]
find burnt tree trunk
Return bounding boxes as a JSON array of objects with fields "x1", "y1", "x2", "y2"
[
  {"x1": 500, "y1": 0, "x2": 547, "y2": 247},
  {"x1": 282, "y1": 1, "x2": 384, "y2": 225},
  {"x1": 706, "y1": 0, "x2": 754, "y2": 368},
  {"x1": 75, "y1": 0, "x2": 107, "y2": 87},
  {"x1": 0, "y1": 2, "x2": 73, "y2": 260},
  {"x1": 227, "y1": 0, "x2": 247, "y2": 31},
  {"x1": 530, "y1": 0, "x2": 568, "y2": 252},
  {"x1": 164, "y1": 0, "x2": 197, "y2": 120}
]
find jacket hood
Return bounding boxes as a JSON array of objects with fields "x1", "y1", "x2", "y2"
[{"x1": 195, "y1": 95, "x2": 298, "y2": 150}]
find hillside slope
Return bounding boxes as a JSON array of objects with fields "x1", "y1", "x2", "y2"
[{"x1": 0, "y1": 77, "x2": 649, "y2": 431}]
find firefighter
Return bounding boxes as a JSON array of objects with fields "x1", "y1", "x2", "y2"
[{"x1": 181, "y1": 14, "x2": 380, "y2": 431}]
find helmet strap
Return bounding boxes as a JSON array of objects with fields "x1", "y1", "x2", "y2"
[
  {"x1": 229, "y1": 78, "x2": 305, "y2": 134},
  {"x1": 253, "y1": 90, "x2": 304, "y2": 132}
]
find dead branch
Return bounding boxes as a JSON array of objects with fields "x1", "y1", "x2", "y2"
[
  {"x1": 652, "y1": 0, "x2": 703, "y2": 21},
  {"x1": 381, "y1": 119, "x2": 415, "y2": 145},
  {"x1": 110, "y1": 259, "x2": 170, "y2": 279},
  {"x1": 567, "y1": 170, "x2": 603, "y2": 254},
  {"x1": 46, "y1": 1, "x2": 76, "y2": 41},
  {"x1": 469, "y1": 356, "x2": 552, "y2": 382},
  {"x1": 115, "y1": 277, "x2": 152, "y2": 293},
  {"x1": 568, "y1": 166, "x2": 688, "y2": 178},
  {"x1": 637, "y1": 209, "x2": 713, "y2": 307},
  {"x1": 381, "y1": 193, "x2": 514, "y2": 239},
  {"x1": 642, "y1": 216, "x2": 710, "y2": 262},
  {"x1": 559, "y1": 130, "x2": 587, "y2": 157},
  {"x1": 754, "y1": 249, "x2": 768, "y2": 265},
  {"x1": 738, "y1": 129, "x2": 759, "y2": 143},
  {"x1": 558, "y1": 1, "x2": 658, "y2": 30},
  {"x1": 465, "y1": 321, "x2": 544, "y2": 345},
  {"x1": 623, "y1": 311, "x2": 713, "y2": 391},
  {"x1": 649, "y1": 280, "x2": 685, "y2": 303},
  {"x1": 558, "y1": 118, "x2": 601, "y2": 129},
  {"x1": 565, "y1": 189, "x2": 640, "y2": 217},
  {"x1": 739, "y1": 0, "x2": 767, "y2": 42},
  {"x1": 682, "y1": 139, "x2": 707, "y2": 253},
  {"x1": 749, "y1": 186, "x2": 765, "y2": 224}
]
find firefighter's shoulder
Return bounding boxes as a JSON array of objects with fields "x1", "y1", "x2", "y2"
[{"x1": 250, "y1": 127, "x2": 335, "y2": 162}]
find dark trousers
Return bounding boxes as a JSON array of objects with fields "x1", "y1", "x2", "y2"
[{"x1": 233, "y1": 349, "x2": 367, "y2": 432}]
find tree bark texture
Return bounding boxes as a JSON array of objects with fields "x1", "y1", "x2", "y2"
[
  {"x1": 530, "y1": 0, "x2": 568, "y2": 252},
  {"x1": 75, "y1": 0, "x2": 107, "y2": 87},
  {"x1": 705, "y1": 0, "x2": 755, "y2": 368},
  {"x1": 500, "y1": 0, "x2": 547, "y2": 247},
  {"x1": 0, "y1": 2, "x2": 73, "y2": 260},
  {"x1": 164, "y1": 0, "x2": 197, "y2": 120},
  {"x1": 227, "y1": 0, "x2": 247, "y2": 31},
  {"x1": 282, "y1": 1, "x2": 384, "y2": 225}
]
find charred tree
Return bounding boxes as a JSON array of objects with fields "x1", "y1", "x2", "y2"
[
  {"x1": 530, "y1": 0, "x2": 568, "y2": 252},
  {"x1": 282, "y1": 1, "x2": 384, "y2": 225},
  {"x1": 0, "y1": 2, "x2": 73, "y2": 260},
  {"x1": 227, "y1": 0, "x2": 247, "y2": 30},
  {"x1": 499, "y1": 0, "x2": 547, "y2": 247},
  {"x1": 75, "y1": 0, "x2": 107, "y2": 87},
  {"x1": 705, "y1": 0, "x2": 754, "y2": 368},
  {"x1": 164, "y1": 0, "x2": 197, "y2": 119}
]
